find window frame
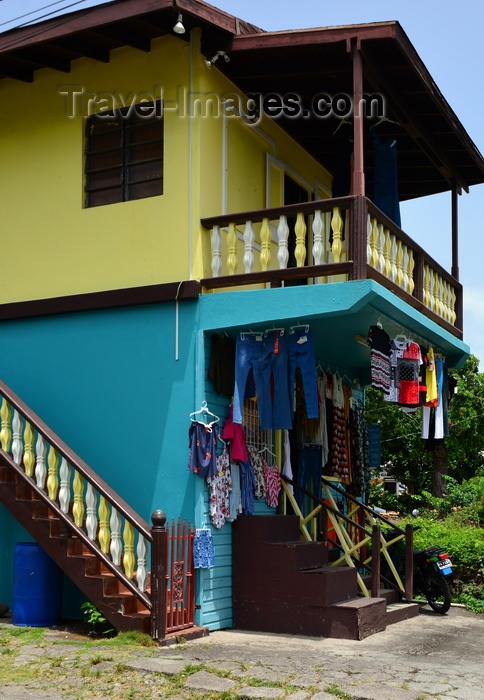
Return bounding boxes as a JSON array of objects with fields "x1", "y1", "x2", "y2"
[{"x1": 84, "y1": 100, "x2": 164, "y2": 208}]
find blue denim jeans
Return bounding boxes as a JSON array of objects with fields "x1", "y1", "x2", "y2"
[
  {"x1": 288, "y1": 328, "x2": 319, "y2": 419},
  {"x1": 233, "y1": 331, "x2": 293, "y2": 430},
  {"x1": 295, "y1": 443, "x2": 323, "y2": 513}
]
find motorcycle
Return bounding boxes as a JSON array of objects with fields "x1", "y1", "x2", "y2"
[{"x1": 383, "y1": 530, "x2": 453, "y2": 614}]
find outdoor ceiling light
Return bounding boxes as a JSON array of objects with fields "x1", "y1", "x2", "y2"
[
  {"x1": 205, "y1": 50, "x2": 230, "y2": 68},
  {"x1": 173, "y1": 14, "x2": 185, "y2": 34}
]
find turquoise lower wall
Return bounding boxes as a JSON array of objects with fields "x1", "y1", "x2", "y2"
[{"x1": 0, "y1": 301, "x2": 199, "y2": 611}]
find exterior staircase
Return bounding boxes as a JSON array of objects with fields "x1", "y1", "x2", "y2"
[
  {"x1": 233, "y1": 515, "x2": 419, "y2": 640},
  {"x1": 0, "y1": 465, "x2": 151, "y2": 633},
  {"x1": 0, "y1": 380, "x2": 198, "y2": 642}
]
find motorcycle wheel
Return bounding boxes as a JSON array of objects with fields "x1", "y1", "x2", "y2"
[{"x1": 425, "y1": 573, "x2": 451, "y2": 614}]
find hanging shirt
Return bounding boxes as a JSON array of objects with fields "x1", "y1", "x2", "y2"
[
  {"x1": 385, "y1": 338, "x2": 422, "y2": 405},
  {"x1": 187, "y1": 422, "x2": 219, "y2": 478},
  {"x1": 206, "y1": 446, "x2": 232, "y2": 529},
  {"x1": 371, "y1": 128, "x2": 401, "y2": 227},
  {"x1": 425, "y1": 347, "x2": 438, "y2": 407},
  {"x1": 282, "y1": 429, "x2": 294, "y2": 495},
  {"x1": 193, "y1": 529, "x2": 215, "y2": 569},
  {"x1": 368, "y1": 325, "x2": 391, "y2": 396},
  {"x1": 222, "y1": 405, "x2": 248, "y2": 461},
  {"x1": 263, "y1": 462, "x2": 281, "y2": 508}
]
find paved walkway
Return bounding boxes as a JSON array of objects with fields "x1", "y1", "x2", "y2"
[{"x1": 1, "y1": 605, "x2": 483, "y2": 699}]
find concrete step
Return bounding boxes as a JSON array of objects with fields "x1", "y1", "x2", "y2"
[{"x1": 386, "y1": 601, "x2": 420, "y2": 625}]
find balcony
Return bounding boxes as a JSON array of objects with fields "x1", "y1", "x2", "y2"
[{"x1": 201, "y1": 195, "x2": 462, "y2": 339}]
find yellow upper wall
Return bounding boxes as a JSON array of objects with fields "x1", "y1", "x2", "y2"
[{"x1": 0, "y1": 30, "x2": 332, "y2": 303}]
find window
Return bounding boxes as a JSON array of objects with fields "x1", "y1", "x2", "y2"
[{"x1": 84, "y1": 101, "x2": 163, "y2": 207}]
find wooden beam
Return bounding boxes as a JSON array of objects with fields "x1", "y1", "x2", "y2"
[
  {"x1": 361, "y1": 48, "x2": 469, "y2": 193},
  {"x1": 93, "y1": 27, "x2": 153, "y2": 53},
  {"x1": 223, "y1": 23, "x2": 397, "y2": 53},
  {"x1": 0, "y1": 0, "x2": 173, "y2": 54},
  {"x1": 0, "y1": 281, "x2": 200, "y2": 322},
  {"x1": 10, "y1": 47, "x2": 71, "y2": 73}
]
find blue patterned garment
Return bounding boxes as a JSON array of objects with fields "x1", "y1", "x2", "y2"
[{"x1": 193, "y1": 528, "x2": 215, "y2": 569}]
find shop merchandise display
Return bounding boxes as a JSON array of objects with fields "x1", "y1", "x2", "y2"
[
  {"x1": 190, "y1": 321, "x2": 453, "y2": 543},
  {"x1": 367, "y1": 325, "x2": 455, "y2": 449}
]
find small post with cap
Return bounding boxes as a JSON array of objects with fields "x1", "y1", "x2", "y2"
[{"x1": 150, "y1": 510, "x2": 167, "y2": 641}]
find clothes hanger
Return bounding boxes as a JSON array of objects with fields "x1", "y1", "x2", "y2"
[
  {"x1": 258, "y1": 445, "x2": 276, "y2": 458},
  {"x1": 263, "y1": 327, "x2": 285, "y2": 337},
  {"x1": 189, "y1": 400, "x2": 220, "y2": 426},
  {"x1": 289, "y1": 323, "x2": 310, "y2": 334},
  {"x1": 240, "y1": 329, "x2": 263, "y2": 340},
  {"x1": 333, "y1": 118, "x2": 352, "y2": 136},
  {"x1": 371, "y1": 116, "x2": 400, "y2": 129}
]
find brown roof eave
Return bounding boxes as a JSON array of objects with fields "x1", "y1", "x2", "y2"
[
  {"x1": 391, "y1": 23, "x2": 484, "y2": 178},
  {"x1": 222, "y1": 20, "x2": 399, "y2": 52},
  {"x1": 0, "y1": 0, "x2": 259, "y2": 55}
]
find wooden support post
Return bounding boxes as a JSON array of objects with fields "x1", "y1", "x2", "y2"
[
  {"x1": 405, "y1": 523, "x2": 414, "y2": 603},
  {"x1": 451, "y1": 183, "x2": 460, "y2": 282},
  {"x1": 350, "y1": 195, "x2": 369, "y2": 280},
  {"x1": 351, "y1": 38, "x2": 365, "y2": 197},
  {"x1": 413, "y1": 250, "x2": 424, "y2": 304},
  {"x1": 150, "y1": 509, "x2": 167, "y2": 642},
  {"x1": 371, "y1": 525, "x2": 381, "y2": 598}
]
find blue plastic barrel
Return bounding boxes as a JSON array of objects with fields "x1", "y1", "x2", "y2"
[{"x1": 12, "y1": 543, "x2": 63, "y2": 627}]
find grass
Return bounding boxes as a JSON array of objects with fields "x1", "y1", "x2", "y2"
[{"x1": 0, "y1": 622, "x2": 416, "y2": 700}]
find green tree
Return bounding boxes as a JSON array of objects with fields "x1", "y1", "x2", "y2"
[
  {"x1": 365, "y1": 355, "x2": 484, "y2": 497},
  {"x1": 447, "y1": 354, "x2": 484, "y2": 481}
]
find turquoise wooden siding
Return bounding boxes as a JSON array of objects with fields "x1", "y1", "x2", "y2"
[
  {"x1": 0, "y1": 301, "x2": 198, "y2": 612},
  {"x1": 195, "y1": 332, "x2": 276, "y2": 631}
]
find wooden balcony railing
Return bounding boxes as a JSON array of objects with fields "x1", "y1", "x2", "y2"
[{"x1": 201, "y1": 195, "x2": 462, "y2": 337}]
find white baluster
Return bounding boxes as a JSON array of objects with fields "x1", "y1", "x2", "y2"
[
  {"x1": 110, "y1": 509, "x2": 122, "y2": 566},
  {"x1": 85, "y1": 482, "x2": 98, "y2": 541},
  {"x1": 243, "y1": 220, "x2": 255, "y2": 273},
  {"x1": 311, "y1": 210, "x2": 324, "y2": 265},
  {"x1": 136, "y1": 536, "x2": 148, "y2": 593},
  {"x1": 12, "y1": 410, "x2": 22, "y2": 466},
  {"x1": 210, "y1": 225, "x2": 222, "y2": 278},
  {"x1": 277, "y1": 215, "x2": 289, "y2": 269},
  {"x1": 35, "y1": 434, "x2": 47, "y2": 489},
  {"x1": 59, "y1": 457, "x2": 71, "y2": 514}
]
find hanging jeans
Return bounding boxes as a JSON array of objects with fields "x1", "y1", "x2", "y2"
[
  {"x1": 295, "y1": 444, "x2": 323, "y2": 514},
  {"x1": 233, "y1": 331, "x2": 293, "y2": 430},
  {"x1": 288, "y1": 328, "x2": 319, "y2": 419}
]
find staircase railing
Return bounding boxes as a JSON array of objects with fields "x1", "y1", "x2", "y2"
[
  {"x1": 0, "y1": 380, "x2": 195, "y2": 641},
  {"x1": 280, "y1": 473, "x2": 414, "y2": 602}
]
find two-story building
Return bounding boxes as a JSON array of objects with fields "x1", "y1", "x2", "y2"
[{"x1": 1, "y1": 0, "x2": 483, "y2": 640}]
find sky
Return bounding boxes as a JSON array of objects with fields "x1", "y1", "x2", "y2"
[{"x1": 1, "y1": 0, "x2": 483, "y2": 365}]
